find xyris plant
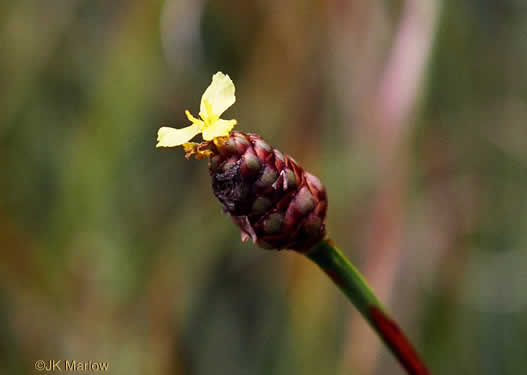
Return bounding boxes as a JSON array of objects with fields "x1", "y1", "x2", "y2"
[{"x1": 157, "y1": 72, "x2": 431, "y2": 375}]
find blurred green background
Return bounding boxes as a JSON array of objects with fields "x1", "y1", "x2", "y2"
[{"x1": 1, "y1": 1, "x2": 527, "y2": 374}]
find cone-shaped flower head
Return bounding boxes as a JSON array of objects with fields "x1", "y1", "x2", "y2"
[{"x1": 156, "y1": 72, "x2": 327, "y2": 252}]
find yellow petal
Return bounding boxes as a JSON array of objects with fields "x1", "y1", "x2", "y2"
[
  {"x1": 156, "y1": 125, "x2": 200, "y2": 147},
  {"x1": 202, "y1": 119, "x2": 237, "y2": 141},
  {"x1": 200, "y1": 72, "x2": 235, "y2": 117}
]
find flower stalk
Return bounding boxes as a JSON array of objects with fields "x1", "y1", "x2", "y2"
[{"x1": 306, "y1": 239, "x2": 430, "y2": 375}]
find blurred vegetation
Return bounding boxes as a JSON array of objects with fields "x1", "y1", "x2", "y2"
[{"x1": 1, "y1": 1, "x2": 527, "y2": 374}]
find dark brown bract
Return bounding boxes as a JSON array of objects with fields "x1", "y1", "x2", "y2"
[{"x1": 208, "y1": 132, "x2": 327, "y2": 252}]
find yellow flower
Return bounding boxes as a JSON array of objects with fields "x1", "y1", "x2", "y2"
[{"x1": 156, "y1": 72, "x2": 237, "y2": 148}]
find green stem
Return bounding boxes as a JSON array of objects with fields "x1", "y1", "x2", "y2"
[{"x1": 306, "y1": 239, "x2": 431, "y2": 375}]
